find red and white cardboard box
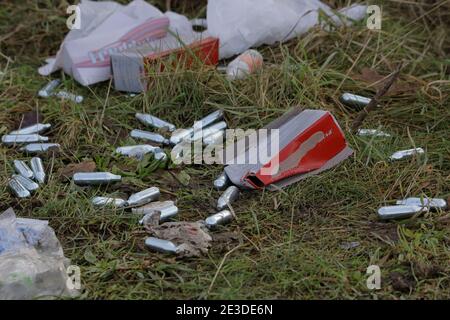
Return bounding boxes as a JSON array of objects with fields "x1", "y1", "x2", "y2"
[
  {"x1": 111, "y1": 33, "x2": 219, "y2": 93},
  {"x1": 223, "y1": 108, "x2": 353, "y2": 190}
]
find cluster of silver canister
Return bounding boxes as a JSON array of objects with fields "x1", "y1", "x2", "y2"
[
  {"x1": 341, "y1": 92, "x2": 440, "y2": 220},
  {"x1": 144, "y1": 172, "x2": 239, "y2": 254},
  {"x1": 76, "y1": 171, "x2": 241, "y2": 254},
  {"x1": 114, "y1": 113, "x2": 175, "y2": 161},
  {"x1": 2, "y1": 122, "x2": 60, "y2": 154},
  {"x1": 8, "y1": 158, "x2": 46, "y2": 198},
  {"x1": 341, "y1": 92, "x2": 426, "y2": 160},
  {"x1": 113, "y1": 109, "x2": 226, "y2": 163},
  {"x1": 89, "y1": 185, "x2": 179, "y2": 225},
  {"x1": 170, "y1": 110, "x2": 227, "y2": 162},
  {"x1": 378, "y1": 197, "x2": 447, "y2": 220},
  {"x1": 38, "y1": 79, "x2": 83, "y2": 103}
]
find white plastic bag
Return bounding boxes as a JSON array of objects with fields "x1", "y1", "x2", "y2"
[
  {"x1": 207, "y1": 0, "x2": 367, "y2": 59},
  {"x1": 39, "y1": 0, "x2": 169, "y2": 86}
]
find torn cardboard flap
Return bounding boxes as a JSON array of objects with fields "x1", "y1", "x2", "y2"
[
  {"x1": 111, "y1": 34, "x2": 219, "y2": 92},
  {"x1": 223, "y1": 108, "x2": 353, "y2": 190}
]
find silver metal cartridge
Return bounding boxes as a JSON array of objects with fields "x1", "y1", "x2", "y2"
[
  {"x1": 145, "y1": 237, "x2": 179, "y2": 254},
  {"x1": 187, "y1": 121, "x2": 227, "y2": 143},
  {"x1": 389, "y1": 148, "x2": 425, "y2": 161},
  {"x1": 10, "y1": 123, "x2": 51, "y2": 135},
  {"x1": 30, "y1": 157, "x2": 45, "y2": 184},
  {"x1": 396, "y1": 197, "x2": 447, "y2": 210},
  {"x1": 91, "y1": 196, "x2": 128, "y2": 208},
  {"x1": 340, "y1": 93, "x2": 371, "y2": 108},
  {"x1": 217, "y1": 186, "x2": 240, "y2": 210},
  {"x1": 73, "y1": 172, "x2": 122, "y2": 185},
  {"x1": 13, "y1": 160, "x2": 34, "y2": 179},
  {"x1": 130, "y1": 129, "x2": 170, "y2": 145},
  {"x1": 213, "y1": 171, "x2": 230, "y2": 191},
  {"x1": 203, "y1": 130, "x2": 225, "y2": 146},
  {"x1": 205, "y1": 210, "x2": 233, "y2": 229},
  {"x1": 357, "y1": 129, "x2": 391, "y2": 137},
  {"x1": 196, "y1": 110, "x2": 224, "y2": 129},
  {"x1": 169, "y1": 128, "x2": 194, "y2": 146},
  {"x1": 38, "y1": 79, "x2": 61, "y2": 98},
  {"x1": 8, "y1": 178, "x2": 31, "y2": 198},
  {"x1": 56, "y1": 90, "x2": 84, "y2": 103},
  {"x1": 2, "y1": 134, "x2": 49, "y2": 145},
  {"x1": 136, "y1": 113, "x2": 176, "y2": 132},
  {"x1": 139, "y1": 205, "x2": 179, "y2": 225},
  {"x1": 127, "y1": 187, "x2": 160, "y2": 207},
  {"x1": 12, "y1": 174, "x2": 39, "y2": 192},
  {"x1": 378, "y1": 205, "x2": 428, "y2": 220},
  {"x1": 20, "y1": 143, "x2": 60, "y2": 154}
]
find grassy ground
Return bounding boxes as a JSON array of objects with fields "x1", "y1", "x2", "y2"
[{"x1": 1, "y1": 0, "x2": 449, "y2": 299}]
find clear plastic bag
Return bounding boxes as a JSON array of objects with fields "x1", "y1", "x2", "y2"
[{"x1": 0, "y1": 208, "x2": 77, "y2": 300}]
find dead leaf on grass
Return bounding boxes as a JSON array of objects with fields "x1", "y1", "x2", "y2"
[
  {"x1": 59, "y1": 160, "x2": 96, "y2": 179},
  {"x1": 146, "y1": 221, "x2": 212, "y2": 258},
  {"x1": 353, "y1": 67, "x2": 419, "y2": 96}
]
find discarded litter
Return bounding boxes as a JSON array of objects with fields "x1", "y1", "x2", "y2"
[
  {"x1": 130, "y1": 129, "x2": 170, "y2": 146},
  {"x1": 340, "y1": 93, "x2": 372, "y2": 109},
  {"x1": 145, "y1": 237, "x2": 179, "y2": 254},
  {"x1": 205, "y1": 210, "x2": 233, "y2": 229},
  {"x1": 213, "y1": 171, "x2": 231, "y2": 191},
  {"x1": 396, "y1": 197, "x2": 447, "y2": 210},
  {"x1": 2, "y1": 134, "x2": 49, "y2": 145},
  {"x1": 170, "y1": 129, "x2": 195, "y2": 146},
  {"x1": 132, "y1": 200, "x2": 175, "y2": 215},
  {"x1": 378, "y1": 205, "x2": 428, "y2": 220},
  {"x1": 224, "y1": 108, "x2": 353, "y2": 190},
  {"x1": 14, "y1": 160, "x2": 34, "y2": 179},
  {"x1": 111, "y1": 11, "x2": 218, "y2": 92},
  {"x1": 203, "y1": 130, "x2": 225, "y2": 146},
  {"x1": 8, "y1": 157, "x2": 47, "y2": 198},
  {"x1": 115, "y1": 145, "x2": 162, "y2": 160},
  {"x1": 139, "y1": 204, "x2": 179, "y2": 226},
  {"x1": 145, "y1": 221, "x2": 212, "y2": 258},
  {"x1": 30, "y1": 157, "x2": 46, "y2": 184},
  {"x1": 20, "y1": 143, "x2": 60, "y2": 154},
  {"x1": 6, "y1": 120, "x2": 58, "y2": 155},
  {"x1": 357, "y1": 129, "x2": 391, "y2": 137},
  {"x1": 127, "y1": 187, "x2": 160, "y2": 207},
  {"x1": 8, "y1": 178, "x2": 31, "y2": 198},
  {"x1": 154, "y1": 150, "x2": 168, "y2": 161},
  {"x1": 38, "y1": 79, "x2": 61, "y2": 98},
  {"x1": 12, "y1": 174, "x2": 39, "y2": 192},
  {"x1": 169, "y1": 110, "x2": 224, "y2": 146},
  {"x1": 55, "y1": 90, "x2": 84, "y2": 104},
  {"x1": 340, "y1": 241, "x2": 360, "y2": 250},
  {"x1": 91, "y1": 196, "x2": 128, "y2": 208},
  {"x1": 226, "y1": 49, "x2": 263, "y2": 80},
  {"x1": 389, "y1": 148, "x2": 425, "y2": 161},
  {"x1": 0, "y1": 208, "x2": 77, "y2": 299},
  {"x1": 187, "y1": 121, "x2": 227, "y2": 143},
  {"x1": 39, "y1": 0, "x2": 170, "y2": 86},
  {"x1": 207, "y1": 0, "x2": 367, "y2": 59},
  {"x1": 217, "y1": 186, "x2": 240, "y2": 210},
  {"x1": 73, "y1": 172, "x2": 122, "y2": 186},
  {"x1": 136, "y1": 113, "x2": 176, "y2": 132},
  {"x1": 10, "y1": 123, "x2": 51, "y2": 135},
  {"x1": 196, "y1": 110, "x2": 224, "y2": 130}
]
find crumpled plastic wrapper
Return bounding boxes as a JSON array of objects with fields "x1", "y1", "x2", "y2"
[
  {"x1": 146, "y1": 221, "x2": 212, "y2": 258},
  {"x1": 0, "y1": 208, "x2": 78, "y2": 300},
  {"x1": 207, "y1": 0, "x2": 367, "y2": 58}
]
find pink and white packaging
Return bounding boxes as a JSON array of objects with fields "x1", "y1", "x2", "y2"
[{"x1": 39, "y1": 0, "x2": 169, "y2": 86}]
